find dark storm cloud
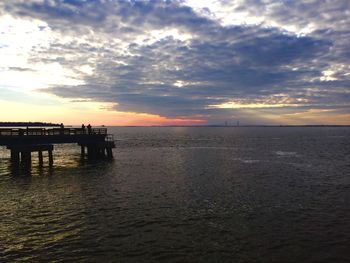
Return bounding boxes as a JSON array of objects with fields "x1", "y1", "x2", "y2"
[{"x1": 2, "y1": 0, "x2": 350, "y2": 123}]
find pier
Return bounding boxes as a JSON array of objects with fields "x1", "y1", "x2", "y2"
[{"x1": 0, "y1": 127, "x2": 115, "y2": 168}]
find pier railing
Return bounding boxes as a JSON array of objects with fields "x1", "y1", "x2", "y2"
[{"x1": 0, "y1": 127, "x2": 108, "y2": 137}]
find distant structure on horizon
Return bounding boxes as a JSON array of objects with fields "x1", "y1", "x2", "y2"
[{"x1": 223, "y1": 120, "x2": 240, "y2": 127}]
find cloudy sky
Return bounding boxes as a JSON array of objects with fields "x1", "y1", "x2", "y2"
[{"x1": 0, "y1": 0, "x2": 349, "y2": 125}]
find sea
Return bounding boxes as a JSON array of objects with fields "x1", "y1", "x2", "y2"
[{"x1": 0, "y1": 127, "x2": 349, "y2": 262}]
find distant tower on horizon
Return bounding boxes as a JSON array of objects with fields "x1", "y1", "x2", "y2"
[{"x1": 237, "y1": 120, "x2": 240, "y2": 127}]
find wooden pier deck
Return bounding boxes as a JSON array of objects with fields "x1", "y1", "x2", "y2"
[{"x1": 0, "y1": 127, "x2": 115, "y2": 168}]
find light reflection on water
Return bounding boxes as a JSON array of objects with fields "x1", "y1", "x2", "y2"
[{"x1": 0, "y1": 127, "x2": 349, "y2": 262}]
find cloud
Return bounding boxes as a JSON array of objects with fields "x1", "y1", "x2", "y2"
[
  {"x1": 7, "y1": 67, "x2": 36, "y2": 72},
  {"x1": 1, "y1": 0, "x2": 349, "y2": 124}
]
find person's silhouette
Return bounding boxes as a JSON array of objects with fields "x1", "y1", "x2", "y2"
[{"x1": 87, "y1": 124, "x2": 91, "y2": 134}]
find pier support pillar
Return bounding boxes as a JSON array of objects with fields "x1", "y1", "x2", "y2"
[
  {"x1": 21, "y1": 151, "x2": 31, "y2": 168},
  {"x1": 107, "y1": 148, "x2": 113, "y2": 159},
  {"x1": 99, "y1": 148, "x2": 105, "y2": 157},
  {"x1": 48, "y1": 149, "x2": 53, "y2": 166},
  {"x1": 87, "y1": 146, "x2": 93, "y2": 158},
  {"x1": 79, "y1": 141, "x2": 115, "y2": 161},
  {"x1": 81, "y1": 146, "x2": 85, "y2": 156},
  {"x1": 38, "y1": 151, "x2": 43, "y2": 167},
  {"x1": 7, "y1": 144, "x2": 54, "y2": 170},
  {"x1": 10, "y1": 150, "x2": 20, "y2": 165}
]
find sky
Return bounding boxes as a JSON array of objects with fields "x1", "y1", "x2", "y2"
[{"x1": 0, "y1": 0, "x2": 349, "y2": 126}]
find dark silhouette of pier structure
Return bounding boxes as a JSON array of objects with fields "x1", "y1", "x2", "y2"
[{"x1": 0, "y1": 127, "x2": 115, "y2": 168}]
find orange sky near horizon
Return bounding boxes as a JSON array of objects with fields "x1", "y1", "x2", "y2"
[
  {"x1": 1, "y1": 98, "x2": 349, "y2": 126},
  {"x1": 0, "y1": 99, "x2": 208, "y2": 126}
]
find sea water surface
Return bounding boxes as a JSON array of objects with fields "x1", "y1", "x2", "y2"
[{"x1": 0, "y1": 127, "x2": 349, "y2": 262}]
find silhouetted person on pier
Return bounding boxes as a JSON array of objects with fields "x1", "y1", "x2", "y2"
[
  {"x1": 87, "y1": 124, "x2": 92, "y2": 134},
  {"x1": 60, "y1": 123, "x2": 64, "y2": 135},
  {"x1": 82, "y1": 124, "x2": 85, "y2": 134}
]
